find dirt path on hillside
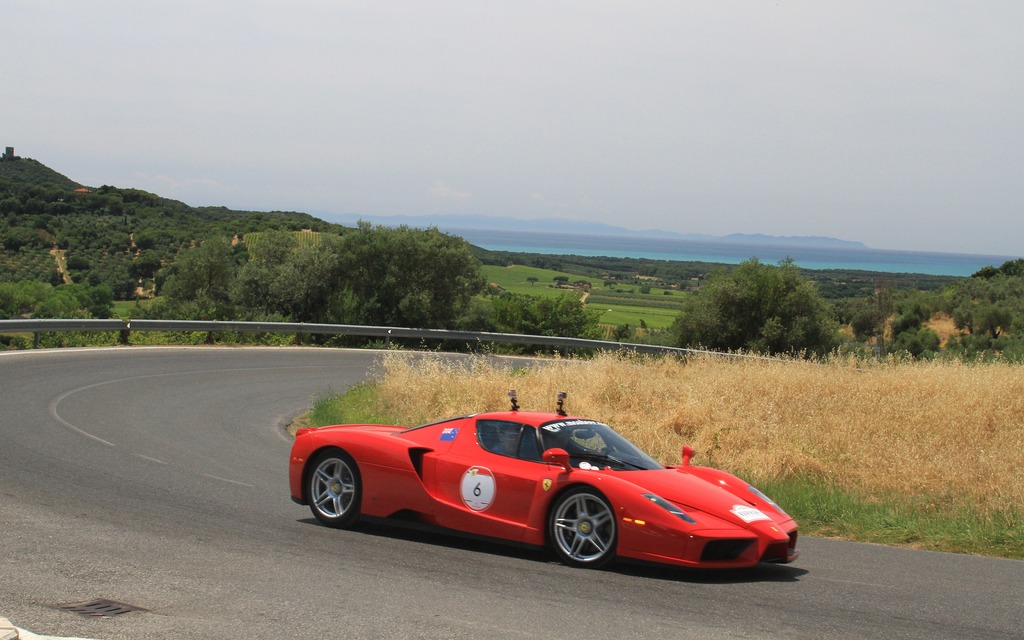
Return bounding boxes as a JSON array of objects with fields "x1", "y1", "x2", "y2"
[{"x1": 49, "y1": 248, "x2": 72, "y2": 284}]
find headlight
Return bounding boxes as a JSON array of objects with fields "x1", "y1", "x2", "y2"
[
  {"x1": 747, "y1": 485, "x2": 787, "y2": 516},
  {"x1": 642, "y1": 494, "x2": 697, "y2": 524}
]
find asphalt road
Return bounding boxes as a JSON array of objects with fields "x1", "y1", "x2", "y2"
[{"x1": 1, "y1": 347, "x2": 1021, "y2": 640}]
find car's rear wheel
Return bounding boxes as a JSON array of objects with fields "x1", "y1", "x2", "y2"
[
  {"x1": 549, "y1": 486, "x2": 617, "y2": 568},
  {"x1": 307, "y1": 448, "x2": 361, "y2": 528}
]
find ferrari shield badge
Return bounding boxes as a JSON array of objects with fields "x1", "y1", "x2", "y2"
[{"x1": 542, "y1": 478, "x2": 552, "y2": 492}]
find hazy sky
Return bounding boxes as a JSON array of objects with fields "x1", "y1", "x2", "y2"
[{"x1": 5, "y1": 2, "x2": 1022, "y2": 255}]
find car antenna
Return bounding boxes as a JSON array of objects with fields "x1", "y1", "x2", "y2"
[
  {"x1": 556, "y1": 391, "x2": 567, "y2": 416},
  {"x1": 508, "y1": 389, "x2": 519, "y2": 411}
]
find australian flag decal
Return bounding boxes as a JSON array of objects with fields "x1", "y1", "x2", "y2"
[{"x1": 440, "y1": 427, "x2": 459, "y2": 441}]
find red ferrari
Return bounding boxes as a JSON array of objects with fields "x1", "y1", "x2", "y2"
[{"x1": 289, "y1": 393, "x2": 798, "y2": 569}]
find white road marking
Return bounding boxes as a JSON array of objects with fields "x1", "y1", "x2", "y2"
[{"x1": 202, "y1": 473, "x2": 255, "y2": 488}]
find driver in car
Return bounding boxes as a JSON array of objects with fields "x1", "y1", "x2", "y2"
[{"x1": 495, "y1": 427, "x2": 519, "y2": 456}]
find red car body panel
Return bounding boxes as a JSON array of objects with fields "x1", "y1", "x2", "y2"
[{"x1": 289, "y1": 410, "x2": 798, "y2": 569}]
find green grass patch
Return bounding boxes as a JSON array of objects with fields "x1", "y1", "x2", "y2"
[
  {"x1": 112, "y1": 297, "x2": 157, "y2": 318},
  {"x1": 595, "y1": 303, "x2": 680, "y2": 329},
  {"x1": 301, "y1": 382, "x2": 1024, "y2": 561},
  {"x1": 308, "y1": 381, "x2": 390, "y2": 428},
  {"x1": 587, "y1": 291, "x2": 685, "y2": 310},
  {"x1": 753, "y1": 477, "x2": 1024, "y2": 560},
  {"x1": 481, "y1": 265, "x2": 596, "y2": 297}
]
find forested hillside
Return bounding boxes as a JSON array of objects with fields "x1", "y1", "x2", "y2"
[{"x1": 0, "y1": 154, "x2": 348, "y2": 299}]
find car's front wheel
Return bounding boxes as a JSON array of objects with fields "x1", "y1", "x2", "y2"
[
  {"x1": 307, "y1": 448, "x2": 361, "y2": 528},
  {"x1": 549, "y1": 486, "x2": 617, "y2": 568}
]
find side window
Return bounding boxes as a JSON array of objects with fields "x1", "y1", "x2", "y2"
[
  {"x1": 517, "y1": 426, "x2": 541, "y2": 461},
  {"x1": 477, "y1": 420, "x2": 540, "y2": 461}
]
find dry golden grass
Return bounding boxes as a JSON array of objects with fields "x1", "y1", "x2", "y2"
[
  {"x1": 373, "y1": 352, "x2": 1024, "y2": 515},
  {"x1": 925, "y1": 312, "x2": 964, "y2": 348}
]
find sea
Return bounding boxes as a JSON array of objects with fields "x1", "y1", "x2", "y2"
[{"x1": 452, "y1": 229, "x2": 1018, "y2": 278}]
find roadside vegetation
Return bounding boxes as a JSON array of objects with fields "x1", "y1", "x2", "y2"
[
  {"x1": 308, "y1": 351, "x2": 1024, "y2": 560},
  {"x1": 9, "y1": 153, "x2": 1024, "y2": 362}
]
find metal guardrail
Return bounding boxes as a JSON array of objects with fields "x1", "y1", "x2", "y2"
[{"x1": 0, "y1": 318, "x2": 716, "y2": 357}]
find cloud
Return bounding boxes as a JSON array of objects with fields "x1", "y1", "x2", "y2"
[
  {"x1": 427, "y1": 181, "x2": 471, "y2": 202},
  {"x1": 531, "y1": 192, "x2": 554, "y2": 208}
]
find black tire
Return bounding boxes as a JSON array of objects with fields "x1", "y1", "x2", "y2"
[
  {"x1": 306, "y1": 448, "x2": 362, "y2": 528},
  {"x1": 548, "y1": 486, "x2": 617, "y2": 568}
]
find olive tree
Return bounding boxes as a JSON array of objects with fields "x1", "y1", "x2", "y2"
[{"x1": 671, "y1": 258, "x2": 838, "y2": 356}]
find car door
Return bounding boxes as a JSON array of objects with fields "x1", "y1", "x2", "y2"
[{"x1": 430, "y1": 419, "x2": 554, "y2": 542}]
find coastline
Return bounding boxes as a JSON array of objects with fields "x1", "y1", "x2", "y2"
[{"x1": 453, "y1": 228, "x2": 1016, "y2": 277}]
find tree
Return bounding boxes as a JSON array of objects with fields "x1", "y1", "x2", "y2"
[
  {"x1": 232, "y1": 230, "x2": 300, "y2": 317},
  {"x1": 53, "y1": 283, "x2": 114, "y2": 318},
  {"x1": 231, "y1": 224, "x2": 485, "y2": 328},
  {"x1": 156, "y1": 238, "x2": 237, "y2": 319},
  {"x1": 491, "y1": 292, "x2": 601, "y2": 340},
  {"x1": 0, "y1": 281, "x2": 51, "y2": 317},
  {"x1": 128, "y1": 249, "x2": 162, "y2": 280},
  {"x1": 3, "y1": 226, "x2": 42, "y2": 251},
  {"x1": 671, "y1": 258, "x2": 838, "y2": 356},
  {"x1": 892, "y1": 327, "x2": 940, "y2": 358},
  {"x1": 34, "y1": 289, "x2": 89, "y2": 319},
  {"x1": 334, "y1": 224, "x2": 485, "y2": 328},
  {"x1": 269, "y1": 236, "x2": 347, "y2": 324},
  {"x1": 949, "y1": 274, "x2": 1024, "y2": 340},
  {"x1": 611, "y1": 323, "x2": 632, "y2": 341},
  {"x1": 972, "y1": 258, "x2": 1024, "y2": 279}
]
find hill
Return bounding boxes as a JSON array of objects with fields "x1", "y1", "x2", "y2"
[
  {"x1": 0, "y1": 152, "x2": 83, "y2": 190},
  {"x1": 1, "y1": 154, "x2": 351, "y2": 299}
]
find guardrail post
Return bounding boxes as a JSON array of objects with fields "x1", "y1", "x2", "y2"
[{"x1": 33, "y1": 332, "x2": 40, "y2": 349}]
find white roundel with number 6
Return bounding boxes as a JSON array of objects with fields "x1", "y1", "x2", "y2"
[{"x1": 461, "y1": 466, "x2": 496, "y2": 511}]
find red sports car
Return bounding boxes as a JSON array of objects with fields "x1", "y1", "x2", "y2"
[{"x1": 289, "y1": 394, "x2": 798, "y2": 569}]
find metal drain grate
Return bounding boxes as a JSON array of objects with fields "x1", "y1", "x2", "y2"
[{"x1": 59, "y1": 599, "x2": 148, "y2": 618}]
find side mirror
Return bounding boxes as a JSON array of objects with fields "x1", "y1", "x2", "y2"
[
  {"x1": 542, "y1": 448, "x2": 572, "y2": 474},
  {"x1": 681, "y1": 445, "x2": 694, "y2": 466}
]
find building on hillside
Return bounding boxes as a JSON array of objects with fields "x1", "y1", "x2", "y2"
[{"x1": 2, "y1": 146, "x2": 13, "y2": 160}]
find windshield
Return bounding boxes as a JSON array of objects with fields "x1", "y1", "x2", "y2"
[{"x1": 539, "y1": 419, "x2": 664, "y2": 471}]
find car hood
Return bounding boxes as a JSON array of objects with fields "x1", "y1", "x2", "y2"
[{"x1": 613, "y1": 468, "x2": 783, "y2": 527}]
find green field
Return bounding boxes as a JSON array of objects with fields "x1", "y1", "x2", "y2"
[
  {"x1": 112, "y1": 298, "x2": 156, "y2": 318},
  {"x1": 482, "y1": 264, "x2": 599, "y2": 296},
  {"x1": 482, "y1": 264, "x2": 684, "y2": 329}
]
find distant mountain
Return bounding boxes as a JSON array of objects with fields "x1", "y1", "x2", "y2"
[
  {"x1": 319, "y1": 212, "x2": 868, "y2": 250},
  {"x1": 321, "y1": 212, "x2": 660, "y2": 237},
  {"x1": 715, "y1": 233, "x2": 867, "y2": 249}
]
